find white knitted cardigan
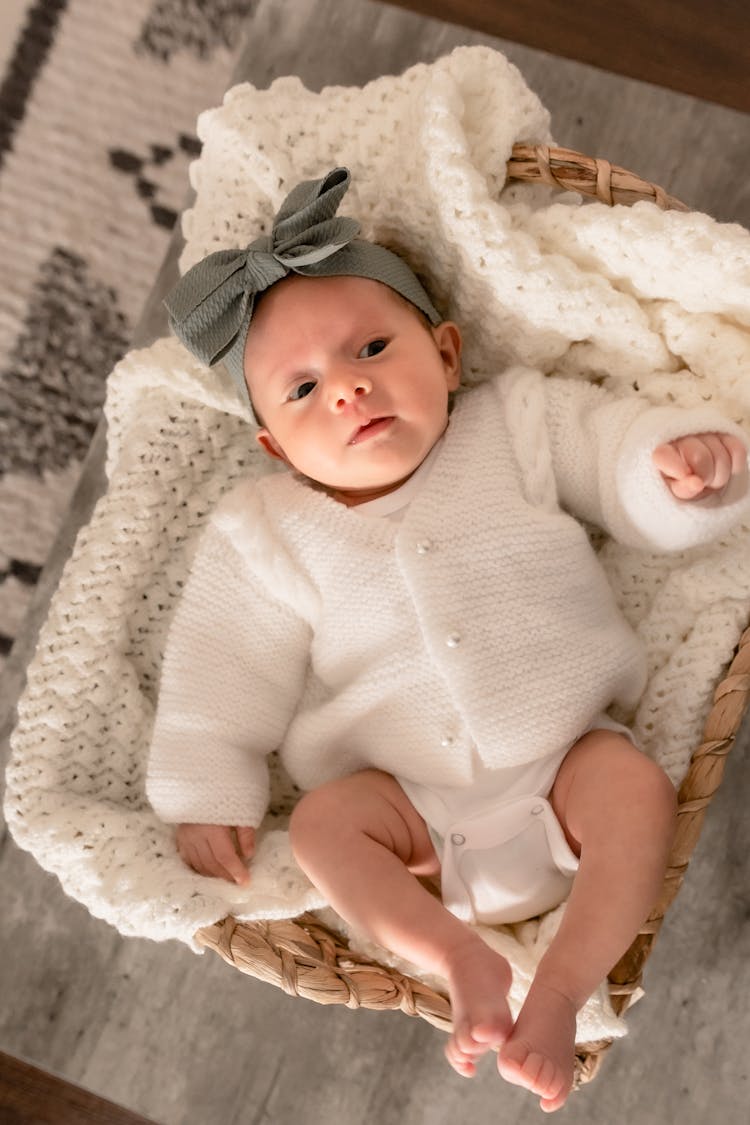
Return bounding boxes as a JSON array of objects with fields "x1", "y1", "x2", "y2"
[
  {"x1": 6, "y1": 47, "x2": 750, "y2": 1044},
  {"x1": 146, "y1": 372, "x2": 749, "y2": 828}
]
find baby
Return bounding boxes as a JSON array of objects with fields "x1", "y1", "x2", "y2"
[{"x1": 148, "y1": 169, "x2": 749, "y2": 1112}]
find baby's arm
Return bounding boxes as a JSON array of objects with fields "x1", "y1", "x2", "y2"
[
  {"x1": 525, "y1": 370, "x2": 750, "y2": 550},
  {"x1": 652, "y1": 432, "x2": 747, "y2": 500},
  {"x1": 147, "y1": 483, "x2": 312, "y2": 850},
  {"x1": 175, "y1": 823, "x2": 256, "y2": 885}
]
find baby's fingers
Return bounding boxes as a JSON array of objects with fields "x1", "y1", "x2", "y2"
[
  {"x1": 652, "y1": 442, "x2": 705, "y2": 498},
  {"x1": 721, "y1": 433, "x2": 748, "y2": 476},
  {"x1": 653, "y1": 433, "x2": 747, "y2": 498},
  {"x1": 176, "y1": 824, "x2": 251, "y2": 885},
  {"x1": 208, "y1": 833, "x2": 251, "y2": 886},
  {"x1": 688, "y1": 433, "x2": 735, "y2": 491},
  {"x1": 673, "y1": 435, "x2": 722, "y2": 488},
  {"x1": 652, "y1": 442, "x2": 690, "y2": 480},
  {"x1": 676, "y1": 433, "x2": 747, "y2": 493},
  {"x1": 236, "y1": 826, "x2": 256, "y2": 860},
  {"x1": 180, "y1": 837, "x2": 222, "y2": 881}
]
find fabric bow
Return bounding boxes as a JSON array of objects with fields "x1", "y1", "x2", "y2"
[
  {"x1": 164, "y1": 169, "x2": 359, "y2": 409},
  {"x1": 164, "y1": 167, "x2": 441, "y2": 421}
]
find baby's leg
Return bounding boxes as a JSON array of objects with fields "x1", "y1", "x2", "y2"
[
  {"x1": 498, "y1": 729, "x2": 677, "y2": 1113},
  {"x1": 289, "y1": 769, "x2": 513, "y2": 1074}
]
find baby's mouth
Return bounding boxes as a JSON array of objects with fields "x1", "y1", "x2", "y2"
[{"x1": 348, "y1": 416, "x2": 395, "y2": 445}]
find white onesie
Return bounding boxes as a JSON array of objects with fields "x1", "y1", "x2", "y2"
[{"x1": 399, "y1": 714, "x2": 634, "y2": 925}]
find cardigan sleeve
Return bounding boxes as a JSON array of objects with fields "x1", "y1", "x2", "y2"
[
  {"x1": 146, "y1": 505, "x2": 312, "y2": 828},
  {"x1": 538, "y1": 373, "x2": 750, "y2": 551}
]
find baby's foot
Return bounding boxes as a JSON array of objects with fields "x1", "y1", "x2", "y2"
[
  {"x1": 497, "y1": 979, "x2": 577, "y2": 1112},
  {"x1": 443, "y1": 936, "x2": 514, "y2": 1077}
]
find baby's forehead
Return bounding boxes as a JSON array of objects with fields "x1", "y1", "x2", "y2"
[
  {"x1": 258, "y1": 272, "x2": 405, "y2": 312},
  {"x1": 247, "y1": 275, "x2": 417, "y2": 349}
]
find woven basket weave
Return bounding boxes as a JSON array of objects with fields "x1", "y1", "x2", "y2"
[{"x1": 194, "y1": 144, "x2": 749, "y2": 1088}]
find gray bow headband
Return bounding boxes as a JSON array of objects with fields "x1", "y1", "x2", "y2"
[{"x1": 164, "y1": 167, "x2": 441, "y2": 421}]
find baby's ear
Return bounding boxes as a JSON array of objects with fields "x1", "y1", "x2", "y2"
[
  {"x1": 434, "y1": 321, "x2": 462, "y2": 390},
  {"x1": 256, "y1": 429, "x2": 289, "y2": 464}
]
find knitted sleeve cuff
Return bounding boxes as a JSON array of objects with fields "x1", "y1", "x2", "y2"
[{"x1": 147, "y1": 764, "x2": 270, "y2": 827}]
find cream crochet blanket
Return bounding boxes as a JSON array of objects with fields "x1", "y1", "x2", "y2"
[{"x1": 6, "y1": 47, "x2": 750, "y2": 1044}]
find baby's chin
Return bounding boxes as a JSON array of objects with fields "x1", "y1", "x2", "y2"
[
  {"x1": 309, "y1": 468, "x2": 419, "y2": 508},
  {"x1": 326, "y1": 481, "x2": 410, "y2": 507}
]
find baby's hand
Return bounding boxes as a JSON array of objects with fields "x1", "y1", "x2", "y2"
[
  {"x1": 652, "y1": 432, "x2": 747, "y2": 500},
  {"x1": 175, "y1": 823, "x2": 255, "y2": 885}
]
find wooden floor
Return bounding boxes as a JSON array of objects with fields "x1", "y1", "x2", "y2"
[
  {"x1": 386, "y1": 0, "x2": 750, "y2": 112},
  {"x1": 0, "y1": 1050, "x2": 158, "y2": 1125},
  {"x1": 1, "y1": 1, "x2": 749, "y2": 1123}
]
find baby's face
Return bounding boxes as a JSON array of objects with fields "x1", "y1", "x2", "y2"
[{"x1": 244, "y1": 275, "x2": 461, "y2": 506}]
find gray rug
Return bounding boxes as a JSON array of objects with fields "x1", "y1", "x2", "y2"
[{"x1": 0, "y1": 0, "x2": 254, "y2": 671}]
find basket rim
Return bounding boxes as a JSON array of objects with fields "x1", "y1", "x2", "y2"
[{"x1": 506, "y1": 142, "x2": 689, "y2": 211}]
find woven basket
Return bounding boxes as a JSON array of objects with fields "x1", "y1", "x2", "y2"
[{"x1": 194, "y1": 144, "x2": 749, "y2": 1089}]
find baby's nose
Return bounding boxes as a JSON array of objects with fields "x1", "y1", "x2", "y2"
[{"x1": 330, "y1": 375, "x2": 372, "y2": 410}]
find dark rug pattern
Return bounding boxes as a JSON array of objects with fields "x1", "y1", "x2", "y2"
[{"x1": 0, "y1": 0, "x2": 255, "y2": 662}]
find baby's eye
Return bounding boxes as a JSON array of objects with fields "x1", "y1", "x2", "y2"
[
  {"x1": 288, "y1": 380, "x2": 317, "y2": 402},
  {"x1": 359, "y1": 339, "x2": 388, "y2": 359}
]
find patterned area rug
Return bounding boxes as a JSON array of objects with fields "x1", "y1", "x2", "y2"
[{"x1": 0, "y1": 0, "x2": 254, "y2": 671}]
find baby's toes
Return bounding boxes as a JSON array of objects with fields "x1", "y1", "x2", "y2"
[
  {"x1": 444, "y1": 1035, "x2": 477, "y2": 1077},
  {"x1": 540, "y1": 1084, "x2": 569, "y2": 1115},
  {"x1": 497, "y1": 1038, "x2": 531, "y2": 1085},
  {"x1": 500, "y1": 1048, "x2": 568, "y2": 1112},
  {"x1": 455, "y1": 1021, "x2": 494, "y2": 1057},
  {"x1": 499, "y1": 1043, "x2": 542, "y2": 1081},
  {"x1": 524, "y1": 1051, "x2": 555, "y2": 1090},
  {"x1": 471, "y1": 1014, "x2": 513, "y2": 1048}
]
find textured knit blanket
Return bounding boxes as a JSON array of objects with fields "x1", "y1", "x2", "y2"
[{"x1": 6, "y1": 46, "x2": 750, "y2": 1044}]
